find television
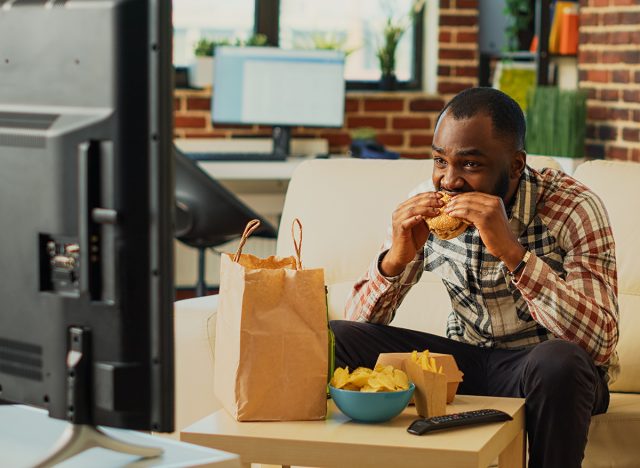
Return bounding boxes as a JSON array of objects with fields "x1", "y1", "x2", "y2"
[
  {"x1": 212, "y1": 46, "x2": 346, "y2": 160},
  {"x1": 0, "y1": 0, "x2": 174, "y2": 462}
]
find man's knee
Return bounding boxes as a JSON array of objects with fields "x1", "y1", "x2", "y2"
[{"x1": 523, "y1": 340, "x2": 596, "y2": 394}]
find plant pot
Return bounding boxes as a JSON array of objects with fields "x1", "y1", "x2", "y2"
[
  {"x1": 190, "y1": 56, "x2": 214, "y2": 89},
  {"x1": 379, "y1": 73, "x2": 397, "y2": 91}
]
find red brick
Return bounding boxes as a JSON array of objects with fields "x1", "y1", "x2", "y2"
[
  {"x1": 603, "y1": 12, "x2": 619, "y2": 25},
  {"x1": 602, "y1": 52, "x2": 624, "y2": 64},
  {"x1": 601, "y1": 89, "x2": 619, "y2": 101},
  {"x1": 610, "y1": 31, "x2": 632, "y2": 44},
  {"x1": 377, "y1": 133, "x2": 404, "y2": 146},
  {"x1": 579, "y1": 50, "x2": 599, "y2": 64},
  {"x1": 613, "y1": 0, "x2": 635, "y2": 4},
  {"x1": 598, "y1": 125, "x2": 617, "y2": 140},
  {"x1": 612, "y1": 70, "x2": 630, "y2": 83},
  {"x1": 586, "y1": 124, "x2": 597, "y2": 139},
  {"x1": 592, "y1": 0, "x2": 608, "y2": 6},
  {"x1": 175, "y1": 115, "x2": 207, "y2": 128},
  {"x1": 320, "y1": 132, "x2": 351, "y2": 147},
  {"x1": 623, "y1": 50, "x2": 640, "y2": 64},
  {"x1": 585, "y1": 143, "x2": 605, "y2": 159},
  {"x1": 439, "y1": 31, "x2": 452, "y2": 43},
  {"x1": 608, "y1": 146, "x2": 629, "y2": 160},
  {"x1": 635, "y1": 71, "x2": 640, "y2": 83},
  {"x1": 345, "y1": 98, "x2": 360, "y2": 113},
  {"x1": 623, "y1": 128, "x2": 640, "y2": 142},
  {"x1": 409, "y1": 134, "x2": 434, "y2": 147},
  {"x1": 620, "y1": 11, "x2": 640, "y2": 24},
  {"x1": 346, "y1": 116, "x2": 387, "y2": 129},
  {"x1": 438, "y1": 65, "x2": 452, "y2": 76},
  {"x1": 439, "y1": 48, "x2": 476, "y2": 60},
  {"x1": 439, "y1": 14, "x2": 477, "y2": 27},
  {"x1": 610, "y1": 108, "x2": 630, "y2": 120},
  {"x1": 631, "y1": 148, "x2": 640, "y2": 162},
  {"x1": 456, "y1": 0, "x2": 478, "y2": 8},
  {"x1": 440, "y1": 0, "x2": 450, "y2": 8},
  {"x1": 586, "y1": 88, "x2": 598, "y2": 100},
  {"x1": 623, "y1": 90, "x2": 640, "y2": 103},
  {"x1": 392, "y1": 117, "x2": 431, "y2": 130},
  {"x1": 400, "y1": 152, "x2": 431, "y2": 159},
  {"x1": 634, "y1": 110, "x2": 640, "y2": 121},
  {"x1": 455, "y1": 66, "x2": 478, "y2": 77},
  {"x1": 587, "y1": 106, "x2": 608, "y2": 120},
  {"x1": 585, "y1": 31, "x2": 608, "y2": 44},
  {"x1": 587, "y1": 70, "x2": 609, "y2": 82},
  {"x1": 187, "y1": 98, "x2": 211, "y2": 111},
  {"x1": 363, "y1": 99, "x2": 404, "y2": 112},
  {"x1": 456, "y1": 32, "x2": 478, "y2": 43},
  {"x1": 438, "y1": 81, "x2": 474, "y2": 94},
  {"x1": 183, "y1": 132, "x2": 228, "y2": 138},
  {"x1": 580, "y1": 12, "x2": 598, "y2": 26},
  {"x1": 174, "y1": 98, "x2": 182, "y2": 111},
  {"x1": 409, "y1": 98, "x2": 445, "y2": 112}
]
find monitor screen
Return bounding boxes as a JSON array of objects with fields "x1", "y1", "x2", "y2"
[
  {"x1": 0, "y1": 0, "x2": 174, "y2": 434},
  {"x1": 212, "y1": 47, "x2": 346, "y2": 128}
]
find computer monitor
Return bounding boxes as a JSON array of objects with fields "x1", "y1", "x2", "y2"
[
  {"x1": 212, "y1": 46, "x2": 346, "y2": 160},
  {"x1": 0, "y1": 0, "x2": 174, "y2": 462}
]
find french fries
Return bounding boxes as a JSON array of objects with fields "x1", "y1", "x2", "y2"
[{"x1": 410, "y1": 350, "x2": 444, "y2": 374}]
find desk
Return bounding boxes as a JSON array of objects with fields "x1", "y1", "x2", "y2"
[
  {"x1": 1, "y1": 405, "x2": 240, "y2": 468},
  {"x1": 181, "y1": 395, "x2": 526, "y2": 468}
]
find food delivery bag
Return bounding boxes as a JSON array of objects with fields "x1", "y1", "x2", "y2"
[{"x1": 214, "y1": 219, "x2": 328, "y2": 421}]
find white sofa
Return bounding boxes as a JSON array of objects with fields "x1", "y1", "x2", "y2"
[{"x1": 172, "y1": 158, "x2": 640, "y2": 467}]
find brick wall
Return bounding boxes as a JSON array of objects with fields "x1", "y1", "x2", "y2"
[
  {"x1": 579, "y1": 0, "x2": 640, "y2": 161},
  {"x1": 174, "y1": 1, "x2": 479, "y2": 158}
]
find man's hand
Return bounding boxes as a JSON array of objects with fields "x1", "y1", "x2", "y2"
[
  {"x1": 381, "y1": 192, "x2": 443, "y2": 277},
  {"x1": 444, "y1": 192, "x2": 526, "y2": 270}
]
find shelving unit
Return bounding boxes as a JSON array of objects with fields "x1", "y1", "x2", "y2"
[{"x1": 479, "y1": 0, "x2": 577, "y2": 88}]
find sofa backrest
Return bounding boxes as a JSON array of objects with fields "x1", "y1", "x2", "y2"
[
  {"x1": 573, "y1": 160, "x2": 640, "y2": 393},
  {"x1": 277, "y1": 155, "x2": 561, "y2": 335}
]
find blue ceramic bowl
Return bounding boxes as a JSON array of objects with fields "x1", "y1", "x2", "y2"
[{"x1": 329, "y1": 383, "x2": 415, "y2": 423}]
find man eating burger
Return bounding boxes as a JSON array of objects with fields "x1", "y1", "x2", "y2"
[{"x1": 330, "y1": 87, "x2": 619, "y2": 468}]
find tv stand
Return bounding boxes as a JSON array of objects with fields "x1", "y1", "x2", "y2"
[
  {"x1": 35, "y1": 327, "x2": 162, "y2": 466},
  {"x1": 34, "y1": 424, "x2": 161, "y2": 467}
]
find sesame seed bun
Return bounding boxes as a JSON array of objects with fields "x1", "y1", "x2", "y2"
[{"x1": 424, "y1": 193, "x2": 470, "y2": 240}]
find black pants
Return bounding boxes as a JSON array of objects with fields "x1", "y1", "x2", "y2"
[{"x1": 330, "y1": 320, "x2": 610, "y2": 468}]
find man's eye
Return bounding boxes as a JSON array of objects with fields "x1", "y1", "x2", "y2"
[
  {"x1": 434, "y1": 157, "x2": 446, "y2": 166},
  {"x1": 464, "y1": 161, "x2": 480, "y2": 168}
]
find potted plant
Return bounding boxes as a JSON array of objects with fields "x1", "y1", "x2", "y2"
[
  {"x1": 376, "y1": 0, "x2": 425, "y2": 90},
  {"x1": 191, "y1": 34, "x2": 268, "y2": 89}
]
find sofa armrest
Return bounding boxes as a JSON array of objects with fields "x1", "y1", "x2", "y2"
[{"x1": 164, "y1": 295, "x2": 221, "y2": 438}]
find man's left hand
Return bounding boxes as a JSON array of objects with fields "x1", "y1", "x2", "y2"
[{"x1": 444, "y1": 192, "x2": 525, "y2": 270}]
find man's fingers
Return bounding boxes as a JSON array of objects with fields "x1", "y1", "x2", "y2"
[{"x1": 400, "y1": 215, "x2": 427, "y2": 232}]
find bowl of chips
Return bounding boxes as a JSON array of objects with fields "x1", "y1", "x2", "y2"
[{"x1": 329, "y1": 365, "x2": 415, "y2": 423}]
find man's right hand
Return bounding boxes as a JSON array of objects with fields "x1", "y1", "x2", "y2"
[{"x1": 380, "y1": 191, "x2": 444, "y2": 277}]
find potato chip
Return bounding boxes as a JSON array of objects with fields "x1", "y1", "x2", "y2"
[{"x1": 331, "y1": 364, "x2": 410, "y2": 392}]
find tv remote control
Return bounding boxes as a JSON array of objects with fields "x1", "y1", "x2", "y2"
[{"x1": 407, "y1": 409, "x2": 513, "y2": 435}]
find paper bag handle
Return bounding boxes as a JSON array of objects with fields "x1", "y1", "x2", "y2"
[
  {"x1": 292, "y1": 218, "x2": 303, "y2": 270},
  {"x1": 233, "y1": 219, "x2": 261, "y2": 262}
]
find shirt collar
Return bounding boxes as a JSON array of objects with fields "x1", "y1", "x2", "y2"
[{"x1": 507, "y1": 165, "x2": 539, "y2": 238}]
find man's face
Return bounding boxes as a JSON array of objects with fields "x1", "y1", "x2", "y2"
[{"x1": 431, "y1": 111, "x2": 523, "y2": 204}]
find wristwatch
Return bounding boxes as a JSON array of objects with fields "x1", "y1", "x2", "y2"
[{"x1": 509, "y1": 250, "x2": 531, "y2": 278}]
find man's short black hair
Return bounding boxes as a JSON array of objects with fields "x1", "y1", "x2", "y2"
[{"x1": 436, "y1": 87, "x2": 526, "y2": 151}]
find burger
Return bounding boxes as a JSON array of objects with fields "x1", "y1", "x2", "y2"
[{"x1": 425, "y1": 193, "x2": 470, "y2": 240}]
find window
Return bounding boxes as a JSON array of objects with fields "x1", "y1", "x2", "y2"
[
  {"x1": 172, "y1": 0, "x2": 424, "y2": 90},
  {"x1": 280, "y1": 0, "x2": 422, "y2": 89},
  {"x1": 172, "y1": 0, "x2": 255, "y2": 66}
]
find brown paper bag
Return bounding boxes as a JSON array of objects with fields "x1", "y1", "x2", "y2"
[
  {"x1": 405, "y1": 359, "x2": 447, "y2": 418},
  {"x1": 213, "y1": 219, "x2": 328, "y2": 421}
]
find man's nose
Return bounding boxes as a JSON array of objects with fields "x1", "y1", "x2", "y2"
[{"x1": 440, "y1": 167, "x2": 464, "y2": 191}]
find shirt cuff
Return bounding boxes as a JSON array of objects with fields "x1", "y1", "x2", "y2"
[{"x1": 374, "y1": 250, "x2": 403, "y2": 283}]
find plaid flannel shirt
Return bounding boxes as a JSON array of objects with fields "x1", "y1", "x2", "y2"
[{"x1": 346, "y1": 166, "x2": 620, "y2": 383}]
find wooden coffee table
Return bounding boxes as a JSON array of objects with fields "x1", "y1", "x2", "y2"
[{"x1": 181, "y1": 395, "x2": 525, "y2": 468}]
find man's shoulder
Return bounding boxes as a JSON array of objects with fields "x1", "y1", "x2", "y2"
[{"x1": 535, "y1": 167, "x2": 610, "y2": 224}]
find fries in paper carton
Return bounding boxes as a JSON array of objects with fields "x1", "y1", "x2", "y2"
[
  {"x1": 376, "y1": 351, "x2": 463, "y2": 404},
  {"x1": 405, "y1": 357, "x2": 447, "y2": 418}
]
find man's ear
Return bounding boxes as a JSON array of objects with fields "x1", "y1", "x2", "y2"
[{"x1": 511, "y1": 150, "x2": 526, "y2": 179}]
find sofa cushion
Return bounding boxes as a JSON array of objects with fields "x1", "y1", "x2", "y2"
[
  {"x1": 583, "y1": 392, "x2": 640, "y2": 468},
  {"x1": 609, "y1": 293, "x2": 640, "y2": 392}
]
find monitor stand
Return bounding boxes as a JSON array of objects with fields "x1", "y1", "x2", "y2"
[
  {"x1": 272, "y1": 125, "x2": 291, "y2": 161},
  {"x1": 34, "y1": 327, "x2": 162, "y2": 467}
]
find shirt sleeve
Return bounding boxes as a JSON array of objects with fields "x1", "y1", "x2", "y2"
[{"x1": 513, "y1": 193, "x2": 619, "y2": 366}]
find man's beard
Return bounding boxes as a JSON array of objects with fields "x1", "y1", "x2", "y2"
[{"x1": 492, "y1": 167, "x2": 510, "y2": 200}]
